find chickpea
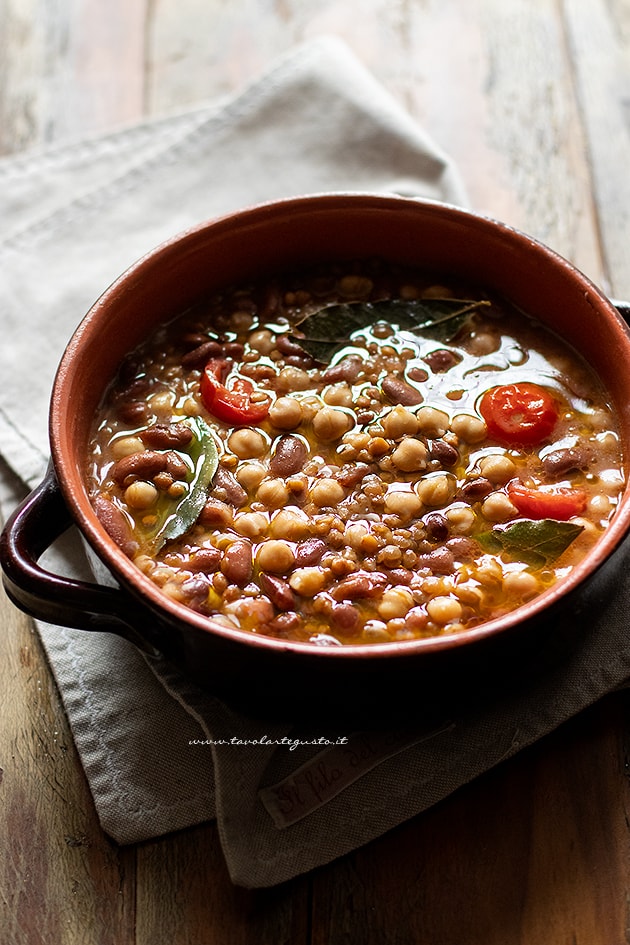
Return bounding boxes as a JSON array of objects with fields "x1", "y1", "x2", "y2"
[
  {"x1": 416, "y1": 473, "x2": 456, "y2": 508},
  {"x1": 289, "y1": 567, "x2": 328, "y2": 596},
  {"x1": 111, "y1": 436, "x2": 144, "y2": 459},
  {"x1": 312, "y1": 405, "x2": 353, "y2": 442},
  {"x1": 415, "y1": 406, "x2": 449, "y2": 438},
  {"x1": 310, "y1": 478, "x2": 346, "y2": 508},
  {"x1": 391, "y1": 437, "x2": 428, "y2": 472},
  {"x1": 378, "y1": 588, "x2": 414, "y2": 620},
  {"x1": 148, "y1": 390, "x2": 176, "y2": 417},
  {"x1": 344, "y1": 522, "x2": 370, "y2": 548},
  {"x1": 256, "y1": 478, "x2": 290, "y2": 509},
  {"x1": 503, "y1": 570, "x2": 539, "y2": 598},
  {"x1": 269, "y1": 396, "x2": 303, "y2": 430},
  {"x1": 233, "y1": 511, "x2": 269, "y2": 538},
  {"x1": 323, "y1": 382, "x2": 354, "y2": 408},
  {"x1": 269, "y1": 508, "x2": 311, "y2": 540},
  {"x1": 476, "y1": 557, "x2": 504, "y2": 585},
  {"x1": 426, "y1": 595, "x2": 463, "y2": 625},
  {"x1": 362, "y1": 622, "x2": 391, "y2": 642},
  {"x1": 248, "y1": 329, "x2": 276, "y2": 355},
  {"x1": 479, "y1": 453, "x2": 517, "y2": 484},
  {"x1": 481, "y1": 492, "x2": 517, "y2": 522},
  {"x1": 124, "y1": 480, "x2": 158, "y2": 510},
  {"x1": 231, "y1": 310, "x2": 254, "y2": 333},
  {"x1": 445, "y1": 504, "x2": 476, "y2": 535},
  {"x1": 384, "y1": 488, "x2": 423, "y2": 519},
  {"x1": 451, "y1": 413, "x2": 487, "y2": 443},
  {"x1": 276, "y1": 366, "x2": 311, "y2": 392},
  {"x1": 235, "y1": 461, "x2": 267, "y2": 490},
  {"x1": 228, "y1": 428, "x2": 267, "y2": 459},
  {"x1": 589, "y1": 493, "x2": 612, "y2": 519},
  {"x1": 257, "y1": 540, "x2": 295, "y2": 574},
  {"x1": 381, "y1": 406, "x2": 419, "y2": 439}
]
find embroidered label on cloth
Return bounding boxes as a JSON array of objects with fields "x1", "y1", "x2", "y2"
[{"x1": 259, "y1": 722, "x2": 454, "y2": 828}]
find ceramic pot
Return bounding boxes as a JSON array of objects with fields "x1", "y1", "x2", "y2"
[{"x1": 2, "y1": 194, "x2": 630, "y2": 718}]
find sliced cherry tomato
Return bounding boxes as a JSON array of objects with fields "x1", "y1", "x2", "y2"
[
  {"x1": 479, "y1": 382, "x2": 558, "y2": 446},
  {"x1": 200, "y1": 358, "x2": 271, "y2": 425},
  {"x1": 507, "y1": 480, "x2": 587, "y2": 520}
]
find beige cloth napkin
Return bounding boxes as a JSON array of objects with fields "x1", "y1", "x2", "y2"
[{"x1": 1, "y1": 36, "x2": 629, "y2": 889}]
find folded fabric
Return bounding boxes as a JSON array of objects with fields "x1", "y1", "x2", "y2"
[{"x1": 1, "y1": 35, "x2": 627, "y2": 889}]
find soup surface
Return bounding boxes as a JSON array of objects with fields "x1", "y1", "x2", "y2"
[{"x1": 86, "y1": 261, "x2": 625, "y2": 646}]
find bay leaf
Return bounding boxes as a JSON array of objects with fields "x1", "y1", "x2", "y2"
[
  {"x1": 477, "y1": 518, "x2": 584, "y2": 568},
  {"x1": 290, "y1": 297, "x2": 490, "y2": 363}
]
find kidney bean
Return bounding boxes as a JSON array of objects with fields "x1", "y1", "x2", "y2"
[
  {"x1": 259, "y1": 573, "x2": 296, "y2": 611},
  {"x1": 117, "y1": 401, "x2": 148, "y2": 424},
  {"x1": 415, "y1": 547, "x2": 455, "y2": 574},
  {"x1": 381, "y1": 375, "x2": 423, "y2": 406},
  {"x1": 221, "y1": 540, "x2": 253, "y2": 586},
  {"x1": 295, "y1": 537, "x2": 326, "y2": 566},
  {"x1": 330, "y1": 602, "x2": 360, "y2": 632},
  {"x1": 222, "y1": 341, "x2": 245, "y2": 360},
  {"x1": 240, "y1": 362, "x2": 276, "y2": 382},
  {"x1": 268, "y1": 612, "x2": 303, "y2": 636},
  {"x1": 542, "y1": 446, "x2": 590, "y2": 478},
  {"x1": 181, "y1": 339, "x2": 222, "y2": 369},
  {"x1": 460, "y1": 477, "x2": 493, "y2": 502},
  {"x1": 140, "y1": 422, "x2": 194, "y2": 450},
  {"x1": 211, "y1": 467, "x2": 248, "y2": 507},
  {"x1": 165, "y1": 451, "x2": 189, "y2": 481},
  {"x1": 331, "y1": 571, "x2": 387, "y2": 601},
  {"x1": 270, "y1": 435, "x2": 308, "y2": 478},
  {"x1": 423, "y1": 349, "x2": 461, "y2": 373},
  {"x1": 92, "y1": 495, "x2": 139, "y2": 558},
  {"x1": 335, "y1": 462, "x2": 371, "y2": 488},
  {"x1": 181, "y1": 574, "x2": 211, "y2": 607},
  {"x1": 111, "y1": 450, "x2": 167, "y2": 485},
  {"x1": 429, "y1": 439, "x2": 459, "y2": 467},
  {"x1": 187, "y1": 548, "x2": 221, "y2": 572},
  {"x1": 446, "y1": 537, "x2": 480, "y2": 559},
  {"x1": 199, "y1": 499, "x2": 233, "y2": 527},
  {"x1": 423, "y1": 512, "x2": 450, "y2": 542},
  {"x1": 322, "y1": 356, "x2": 363, "y2": 384},
  {"x1": 276, "y1": 333, "x2": 307, "y2": 357},
  {"x1": 386, "y1": 568, "x2": 414, "y2": 585},
  {"x1": 406, "y1": 366, "x2": 429, "y2": 383}
]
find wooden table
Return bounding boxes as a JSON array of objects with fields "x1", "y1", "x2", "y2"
[{"x1": 2, "y1": 2, "x2": 630, "y2": 942}]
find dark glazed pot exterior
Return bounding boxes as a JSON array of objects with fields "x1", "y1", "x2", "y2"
[{"x1": 3, "y1": 194, "x2": 630, "y2": 717}]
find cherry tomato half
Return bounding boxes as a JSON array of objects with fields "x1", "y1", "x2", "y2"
[
  {"x1": 200, "y1": 358, "x2": 271, "y2": 425},
  {"x1": 479, "y1": 382, "x2": 558, "y2": 446},
  {"x1": 507, "y1": 480, "x2": 588, "y2": 520}
]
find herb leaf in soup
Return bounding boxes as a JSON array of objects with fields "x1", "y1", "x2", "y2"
[
  {"x1": 477, "y1": 519, "x2": 584, "y2": 568},
  {"x1": 291, "y1": 297, "x2": 490, "y2": 363},
  {"x1": 140, "y1": 416, "x2": 219, "y2": 553}
]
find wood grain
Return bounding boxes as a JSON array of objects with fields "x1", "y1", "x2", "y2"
[{"x1": 1, "y1": 1, "x2": 630, "y2": 942}]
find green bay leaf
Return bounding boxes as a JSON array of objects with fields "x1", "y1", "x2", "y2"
[
  {"x1": 140, "y1": 416, "x2": 219, "y2": 553},
  {"x1": 477, "y1": 518, "x2": 584, "y2": 568},
  {"x1": 290, "y1": 297, "x2": 490, "y2": 363}
]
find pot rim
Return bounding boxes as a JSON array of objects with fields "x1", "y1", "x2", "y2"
[{"x1": 49, "y1": 191, "x2": 630, "y2": 661}]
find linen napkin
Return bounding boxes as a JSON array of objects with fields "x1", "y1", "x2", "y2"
[{"x1": 1, "y1": 36, "x2": 629, "y2": 889}]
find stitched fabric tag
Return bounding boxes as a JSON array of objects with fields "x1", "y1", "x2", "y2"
[{"x1": 259, "y1": 723, "x2": 454, "y2": 828}]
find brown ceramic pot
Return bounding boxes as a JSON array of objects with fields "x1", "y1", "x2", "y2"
[{"x1": 3, "y1": 194, "x2": 630, "y2": 718}]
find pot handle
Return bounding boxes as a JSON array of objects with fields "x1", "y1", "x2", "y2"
[
  {"x1": 613, "y1": 299, "x2": 630, "y2": 323},
  {"x1": 0, "y1": 464, "x2": 161, "y2": 655}
]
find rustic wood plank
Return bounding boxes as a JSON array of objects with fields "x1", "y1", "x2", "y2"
[
  {"x1": 563, "y1": 0, "x2": 630, "y2": 300},
  {"x1": 310, "y1": 694, "x2": 630, "y2": 945},
  {"x1": 0, "y1": 0, "x2": 147, "y2": 155},
  {"x1": 145, "y1": 0, "x2": 605, "y2": 283},
  {"x1": 0, "y1": 583, "x2": 137, "y2": 945},
  {"x1": 135, "y1": 820, "x2": 310, "y2": 944}
]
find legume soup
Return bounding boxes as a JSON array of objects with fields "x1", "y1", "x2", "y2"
[{"x1": 86, "y1": 260, "x2": 625, "y2": 646}]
